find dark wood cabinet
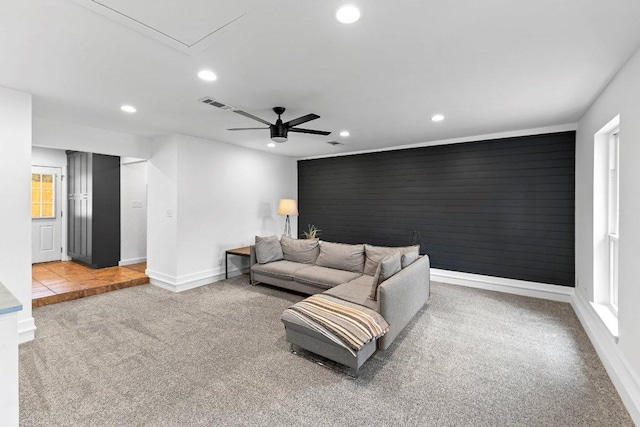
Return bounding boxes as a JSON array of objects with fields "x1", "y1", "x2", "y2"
[{"x1": 67, "y1": 151, "x2": 121, "y2": 268}]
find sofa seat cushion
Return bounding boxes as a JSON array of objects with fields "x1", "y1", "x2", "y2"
[
  {"x1": 252, "y1": 260, "x2": 311, "y2": 281},
  {"x1": 324, "y1": 275, "x2": 378, "y2": 311},
  {"x1": 293, "y1": 266, "x2": 362, "y2": 290}
]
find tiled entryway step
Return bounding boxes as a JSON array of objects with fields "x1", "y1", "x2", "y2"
[{"x1": 32, "y1": 261, "x2": 149, "y2": 308}]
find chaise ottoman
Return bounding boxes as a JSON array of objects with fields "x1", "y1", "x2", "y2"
[{"x1": 281, "y1": 294, "x2": 389, "y2": 372}]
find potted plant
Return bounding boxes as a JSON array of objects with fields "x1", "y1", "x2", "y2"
[{"x1": 302, "y1": 224, "x2": 321, "y2": 239}]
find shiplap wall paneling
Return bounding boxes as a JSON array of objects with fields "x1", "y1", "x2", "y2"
[{"x1": 298, "y1": 131, "x2": 575, "y2": 286}]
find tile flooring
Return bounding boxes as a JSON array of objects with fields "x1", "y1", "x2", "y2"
[{"x1": 32, "y1": 261, "x2": 149, "y2": 308}]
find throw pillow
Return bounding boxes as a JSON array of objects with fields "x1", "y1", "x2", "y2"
[
  {"x1": 255, "y1": 235, "x2": 284, "y2": 264},
  {"x1": 401, "y1": 251, "x2": 420, "y2": 268},
  {"x1": 316, "y1": 241, "x2": 365, "y2": 273},
  {"x1": 280, "y1": 235, "x2": 320, "y2": 264},
  {"x1": 369, "y1": 252, "x2": 402, "y2": 301},
  {"x1": 364, "y1": 244, "x2": 419, "y2": 276}
]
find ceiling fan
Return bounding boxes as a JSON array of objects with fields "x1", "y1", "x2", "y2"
[{"x1": 228, "y1": 107, "x2": 331, "y2": 143}]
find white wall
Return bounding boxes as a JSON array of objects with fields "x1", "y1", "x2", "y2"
[
  {"x1": 33, "y1": 117, "x2": 151, "y2": 159},
  {"x1": 575, "y1": 46, "x2": 640, "y2": 422},
  {"x1": 0, "y1": 86, "x2": 34, "y2": 340},
  {"x1": 0, "y1": 312, "x2": 19, "y2": 426},
  {"x1": 146, "y1": 135, "x2": 179, "y2": 280},
  {"x1": 0, "y1": 85, "x2": 31, "y2": 427},
  {"x1": 147, "y1": 134, "x2": 297, "y2": 291},
  {"x1": 120, "y1": 158, "x2": 147, "y2": 265},
  {"x1": 31, "y1": 146, "x2": 66, "y2": 168}
]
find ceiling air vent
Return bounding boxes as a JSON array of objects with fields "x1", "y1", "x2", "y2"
[
  {"x1": 199, "y1": 97, "x2": 235, "y2": 110},
  {"x1": 326, "y1": 141, "x2": 343, "y2": 146}
]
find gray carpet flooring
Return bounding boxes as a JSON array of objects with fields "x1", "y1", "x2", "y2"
[{"x1": 19, "y1": 276, "x2": 633, "y2": 426}]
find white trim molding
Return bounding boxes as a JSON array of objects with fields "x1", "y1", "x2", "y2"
[
  {"x1": 119, "y1": 257, "x2": 147, "y2": 267},
  {"x1": 431, "y1": 268, "x2": 574, "y2": 302},
  {"x1": 18, "y1": 317, "x2": 36, "y2": 344},
  {"x1": 146, "y1": 266, "x2": 249, "y2": 293},
  {"x1": 571, "y1": 290, "x2": 640, "y2": 425}
]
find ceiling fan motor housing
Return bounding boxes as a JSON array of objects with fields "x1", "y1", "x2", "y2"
[{"x1": 270, "y1": 123, "x2": 288, "y2": 142}]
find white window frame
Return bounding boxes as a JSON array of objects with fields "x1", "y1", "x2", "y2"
[
  {"x1": 31, "y1": 172, "x2": 57, "y2": 220},
  {"x1": 607, "y1": 131, "x2": 619, "y2": 314},
  {"x1": 591, "y1": 115, "x2": 620, "y2": 339}
]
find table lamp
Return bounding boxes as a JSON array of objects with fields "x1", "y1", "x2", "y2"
[{"x1": 277, "y1": 199, "x2": 298, "y2": 237}]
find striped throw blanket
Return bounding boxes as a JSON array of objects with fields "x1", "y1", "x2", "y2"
[{"x1": 284, "y1": 294, "x2": 390, "y2": 355}]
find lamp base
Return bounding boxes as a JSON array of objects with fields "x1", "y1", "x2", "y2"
[{"x1": 284, "y1": 215, "x2": 292, "y2": 238}]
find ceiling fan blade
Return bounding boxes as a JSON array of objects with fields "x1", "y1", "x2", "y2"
[
  {"x1": 233, "y1": 109, "x2": 273, "y2": 126},
  {"x1": 284, "y1": 113, "x2": 320, "y2": 128},
  {"x1": 288, "y1": 128, "x2": 331, "y2": 136},
  {"x1": 227, "y1": 127, "x2": 269, "y2": 131}
]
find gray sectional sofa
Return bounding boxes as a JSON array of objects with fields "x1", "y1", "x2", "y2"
[{"x1": 250, "y1": 235, "x2": 430, "y2": 370}]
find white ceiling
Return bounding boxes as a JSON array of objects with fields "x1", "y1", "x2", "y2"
[{"x1": 1, "y1": 0, "x2": 640, "y2": 158}]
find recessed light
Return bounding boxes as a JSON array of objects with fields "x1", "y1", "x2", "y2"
[
  {"x1": 431, "y1": 114, "x2": 445, "y2": 122},
  {"x1": 198, "y1": 70, "x2": 218, "y2": 82},
  {"x1": 335, "y1": 5, "x2": 361, "y2": 24},
  {"x1": 339, "y1": 130, "x2": 350, "y2": 137},
  {"x1": 267, "y1": 142, "x2": 276, "y2": 148},
  {"x1": 120, "y1": 105, "x2": 137, "y2": 113}
]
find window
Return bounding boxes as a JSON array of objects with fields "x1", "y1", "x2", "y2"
[
  {"x1": 607, "y1": 132, "x2": 619, "y2": 313},
  {"x1": 592, "y1": 115, "x2": 620, "y2": 338},
  {"x1": 31, "y1": 172, "x2": 56, "y2": 219}
]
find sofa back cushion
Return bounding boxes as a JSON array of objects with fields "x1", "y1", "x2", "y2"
[
  {"x1": 369, "y1": 252, "x2": 402, "y2": 301},
  {"x1": 401, "y1": 251, "x2": 420, "y2": 268},
  {"x1": 280, "y1": 235, "x2": 320, "y2": 264},
  {"x1": 364, "y1": 244, "x2": 419, "y2": 276},
  {"x1": 255, "y1": 235, "x2": 284, "y2": 264},
  {"x1": 316, "y1": 241, "x2": 365, "y2": 273}
]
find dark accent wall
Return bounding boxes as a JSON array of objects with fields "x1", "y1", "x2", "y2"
[{"x1": 298, "y1": 131, "x2": 575, "y2": 286}]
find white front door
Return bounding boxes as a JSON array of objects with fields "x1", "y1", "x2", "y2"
[{"x1": 31, "y1": 166, "x2": 62, "y2": 264}]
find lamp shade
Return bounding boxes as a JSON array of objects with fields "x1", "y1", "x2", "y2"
[{"x1": 277, "y1": 199, "x2": 298, "y2": 216}]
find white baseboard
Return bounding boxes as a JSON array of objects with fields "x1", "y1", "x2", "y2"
[
  {"x1": 571, "y1": 290, "x2": 640, "y2": 425},
  {"x1": 431, "y1": 268, "x2": 574, "y2": 302},
  {"x1": 147, "y1": 267, "x2": 249, "y2": 293},
  {"x1": 119, "y1": 257, "x2": 147, "y2": 266},
  {"x1": 18, "y1": 317, "x2": 36, "y2": 344}
]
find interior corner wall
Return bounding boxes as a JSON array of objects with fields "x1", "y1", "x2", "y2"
[
  {"x1": 146, "y1": 135, "x2": 179, "y2": 280},
  {"x1": 120, "y1": 159, "x2": 147, "y2": 265},
  {"x1": 575, "y1": 46, "x2": 640, "y2": 407},
  {"x1": 0, "y1": 86, "x2": 34, "y2": 339},
  {"x1": 175, "y1": 134, "x2": 297, "y2": 280},
  {"x1": 146, "y1": 133, "x2": 297, "y2": 289}
]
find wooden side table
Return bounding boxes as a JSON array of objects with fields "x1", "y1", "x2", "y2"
[{"x1": 225, "y1": 246, "x2": 251, "y2": 279}]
